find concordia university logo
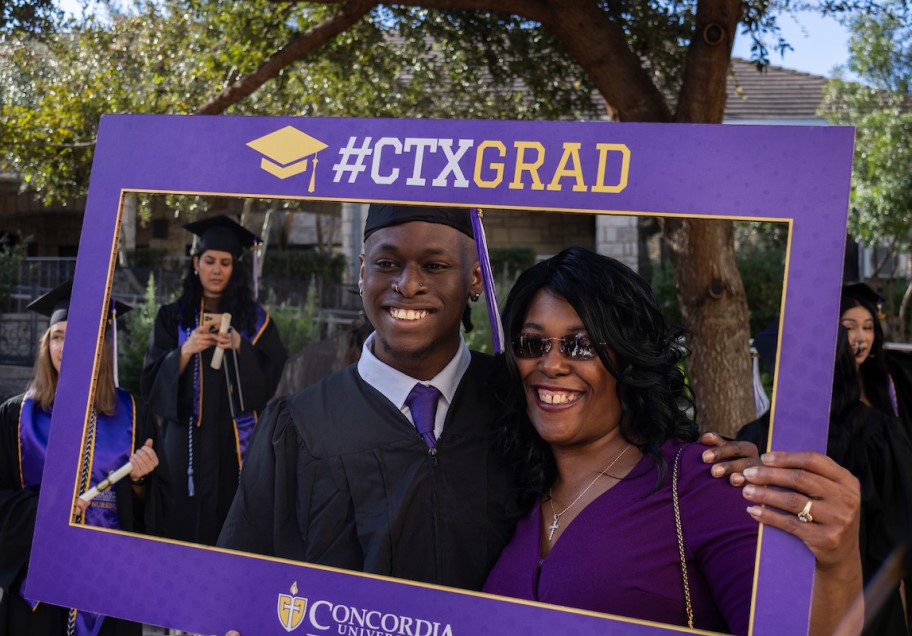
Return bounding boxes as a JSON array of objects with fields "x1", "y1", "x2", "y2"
[
  {"x1": 277, "y1": 581, "x2": 307, "y2": 632},
  {"x1": 247, "y1": 126, "x2": 329, "y2": 192},
  {"x1": 273, "y1": 582, "x2": 456, "y2": 636}
]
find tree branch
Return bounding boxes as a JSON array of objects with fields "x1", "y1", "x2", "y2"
[
  {"x1": 541, "y1": 0, "x2": 671, "y2": 122},
  {"x1": 276, "y1": 0, "x2": 554, "y2": 24},
  {"x1": 195, "y1": 0, "x2": 380, "y2": 115},
  {"x1": 675, "y1": 0, "x2": 742, "y2": 123}
]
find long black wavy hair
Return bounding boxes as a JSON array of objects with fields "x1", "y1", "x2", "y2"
[
  {"x1": 177, "y1": 252, "x2": 258, "y2": 333},
  {"x1": 840, "y1": 291, "x2": 894, "y2": 418},
  {"x1": 497, "y1": 246, "x2": 697, "y2": 501},
  {"x1": 828, "y1": 325, "x2": 865, "y2": 460}
]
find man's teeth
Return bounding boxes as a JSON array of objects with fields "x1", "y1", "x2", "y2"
[
  {"x1": 538, "y1": 389, "x2": 581, "y2": 405},
  {"x1": 390, "y1": 308, "x2": 429, "y2": 320}
]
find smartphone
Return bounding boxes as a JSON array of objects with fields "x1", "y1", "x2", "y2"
[{"x1": 203, "y1": 312, "x2": 223, "y2": 332}]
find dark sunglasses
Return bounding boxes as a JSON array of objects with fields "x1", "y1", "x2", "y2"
[{"x1": 512, "y1": 333, "x2": 603, "y2": 361}]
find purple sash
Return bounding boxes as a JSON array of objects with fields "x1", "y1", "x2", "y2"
[
  {"x1": 18, "y1": 396, "x2": 51, "y2": 490},
  {"x1": 17, "y1": 390, "x2": 136, "y2": 636},
  {"x1": 888, "y1": 373, "x2": 900, "y2": 417},
  {"x1": 19, "y1": 390, "x2": 135, "y2": 525},
  {"x1": 82, "y1": 390, "x2": 136, "y2": 529}
]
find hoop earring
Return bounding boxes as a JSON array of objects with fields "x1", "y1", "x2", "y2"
[
  {"x1": 359, "y1": 287, "x2": 363, "y2": 297},
  {"x1": 194, "y1": 270, "x2": 199, "y2": 276},
  {"x1": 471, "y1": 292, "x2": 480, "y2": 302}
]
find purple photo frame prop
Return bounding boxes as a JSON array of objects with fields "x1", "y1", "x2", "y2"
[{"x1": 27, "y1": 115, "x2": 854, "y2": 635}]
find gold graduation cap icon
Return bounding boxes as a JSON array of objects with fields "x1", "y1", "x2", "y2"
[{"x1": 246, "y1": 126, "x2": 329, "y2": 191}]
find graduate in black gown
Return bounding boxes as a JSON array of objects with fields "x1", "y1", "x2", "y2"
[
  {"x1": 217, "y1": 205, "x2": 519, "y2": 589},
  {"x1": 217, "y1": 205, "x2": 763, "y2": 594},
  {"x1": 834, "y1": 289, "x2": 912, "y2": 635},
  {"x1": 738, "y1": 285, "x2": 912, "y2": 634},
  {"x1": 0, "y1": 282, "x2": 158, "y2": 636},
  {"x1": 141, "y1": 215, "x2": 287, "y2": 546}
]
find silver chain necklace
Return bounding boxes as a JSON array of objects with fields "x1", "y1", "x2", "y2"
[{"x1": 547, "y1": 444, "x2": 631, "y2": 541}]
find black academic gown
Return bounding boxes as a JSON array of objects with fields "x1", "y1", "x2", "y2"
[
  {"x1": 828, "y1": 402, "x2": 912, "y2": 636},
  {"x1": 141, "y1": 302, "x2": 287, "y2": 546},
  {"x1": 886, "y1": 348, "x2": 912, "y2": 444},
  {"x1": 0, "y1": 393, "x2": 151, "y2": 636},
  {"x1": 217, "y1": 352, "x2": 521, "y2": 591}
]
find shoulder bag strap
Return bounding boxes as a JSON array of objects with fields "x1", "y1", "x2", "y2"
[{"x1": 673, "y1": 445, "x2": 694, "y2": 629}]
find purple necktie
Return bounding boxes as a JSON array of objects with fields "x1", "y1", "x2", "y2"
[{"x1": 405, "y1": 383, "x2": 441, "y2": 449}]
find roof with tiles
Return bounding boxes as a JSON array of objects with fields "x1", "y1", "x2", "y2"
[{"x1": 724, "y1": 57, "x2": 830, "y2": 122}]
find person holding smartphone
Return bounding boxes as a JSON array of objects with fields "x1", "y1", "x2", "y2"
[{"x1": 141, "y1": 215, "x2": 287, "y2": 546}]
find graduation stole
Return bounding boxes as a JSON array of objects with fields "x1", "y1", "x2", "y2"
[
  {"x1": 18, "y1": 390, "x2": 135, "y2": 636},
  {"x1": 177, "y1": 302, "x2": 270, "y2": 466},
  {"x1": 19, "y1": 390, "x2": 134, "y2": 528}
]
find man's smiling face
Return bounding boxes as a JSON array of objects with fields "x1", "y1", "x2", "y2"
[{"x1": 359, "y1": 220, "x2": 481, "y2": 380}]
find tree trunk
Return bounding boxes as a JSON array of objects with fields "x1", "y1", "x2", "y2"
[
  {"x1": 661, "y1": 218, "x2": 755, "y2": 435},
  {"x1": 662, "y1": 0, "x2": 755, "y2": 436}
]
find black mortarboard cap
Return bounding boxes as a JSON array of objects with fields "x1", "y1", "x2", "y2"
[
  {"x1": 183, "y1": 214, "x2": 260, "y2": 260},
  {"x1": 842, "y1": 282, "x2": 884, "y2": 308},
  {"x1": 27, "y1": 280, "x2": 132, "y2": 327},
  {"x1": 363, "y1": 204, "x2": 474, "y2": 242}
]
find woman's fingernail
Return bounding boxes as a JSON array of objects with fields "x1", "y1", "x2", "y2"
[
  {"x1": 761, "y1": 452, "x2": 775, "y2": 464},
  {"x1": 742, "y1": 484, "x2": 757, "y2": 497},
  {"x1": 746, "y1": 506, "x2": 762, "y2": 518},
  {"x1": 702, "y1": 450, "x2": 714, "y2": 463},
  {"x1": 731, "y1": 473, "x2": 745, "y2": 486},
  {"x1": 711, "y1": 464, "x2": 724, "y2": 477},
  {"x1": 743, "y1": 467, "x2": 758, "y2": 479}
]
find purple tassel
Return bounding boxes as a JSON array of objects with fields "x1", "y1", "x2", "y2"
[{"x1": 470, "y1": 208, "x2": 505, "y2": 353}]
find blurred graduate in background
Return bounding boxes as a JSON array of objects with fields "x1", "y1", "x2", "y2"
[{"x1": 739, "y1": 282, "x2": 912, "y2": 634}]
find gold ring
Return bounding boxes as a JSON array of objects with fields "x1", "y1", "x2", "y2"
[{"x1": 797, "y1": 499, "x2": 814, "y2": 523}]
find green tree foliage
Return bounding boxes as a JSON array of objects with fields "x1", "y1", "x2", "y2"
[
  {"x1": 0, "y1": 1, "x2": 610, "y2": 204},
  {"x1": 117, "y1": 273, "x2": 161, "y2": 395},
  {"x1": 265, "y1": 280, "x2": 324, "y2": 357},
  {"x1": 1, "y1": 0, "x2": 61, "y2": 34},
  {"x1": 821, "y1": 5, "x2": 912, "y2": 254},
  {"x1": 820, "y1": 4, "x2": 912, "y2": 337},
  {"x1": 0, "y1": 233, "x2": 29, "y2": 311}
]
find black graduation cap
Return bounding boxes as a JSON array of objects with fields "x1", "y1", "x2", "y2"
[
  {"x1": 28, "y1": 280, "x2": 133, "y2": 385},
  {"x1": 183, "y1": 214, "x2": 261, "y2": 260},
  {"x1": 843, "y1": 281, "x2": 886, "y2": 320},
  {"x1": 27, "y1": 280, "x2": 132, "y2": 327},
  {"x1": 843, "y1": 282, "x2": 883, "y2": 307},
  {"x1": 363, "y1": 204, "x2": 474, "y2": 241}
]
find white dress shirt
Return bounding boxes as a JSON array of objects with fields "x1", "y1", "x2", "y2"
[{"x1": 357, "y1": 332, "x2": 471, "y2": 439}]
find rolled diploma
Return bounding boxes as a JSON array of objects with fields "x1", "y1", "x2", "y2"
[
  {"x1": 78, "y1": 461, "x2": 133, "y2": 502},
  {"x1": 210, "y1": 313, "x2": 232, "y2": 370}
]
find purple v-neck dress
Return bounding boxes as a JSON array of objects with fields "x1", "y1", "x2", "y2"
[{"x1": 483, "y1": 440, "x2": 757, "y2": 634}]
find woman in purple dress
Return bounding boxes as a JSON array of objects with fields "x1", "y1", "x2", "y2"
[{"x1": 483, "y1": 247, "x2": 862, "y2": 635}]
